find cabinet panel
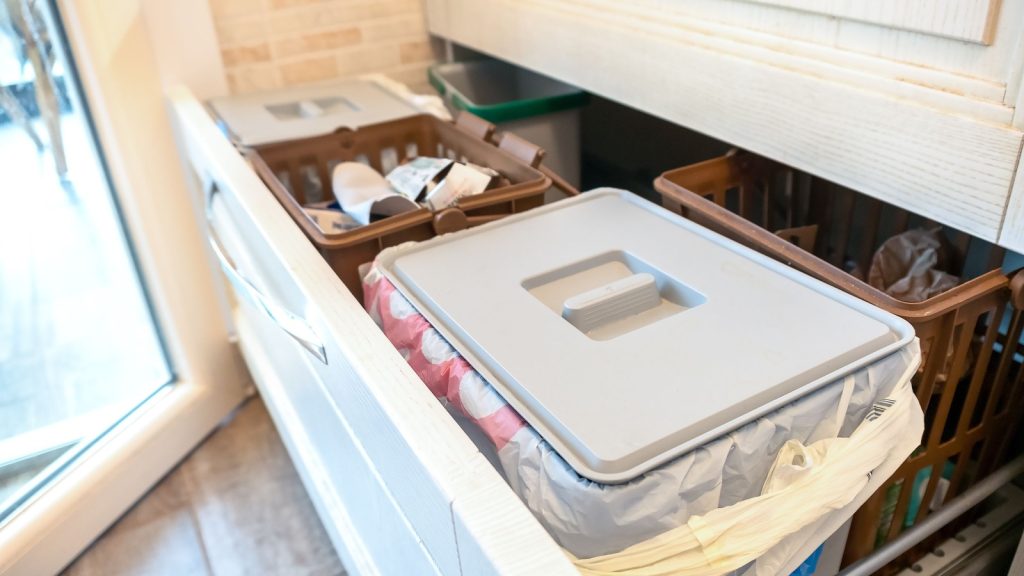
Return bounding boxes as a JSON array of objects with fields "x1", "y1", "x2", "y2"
[
  {"x1": 999, "y1": 159, "x2": 1024, "y2": 253},
  {"x1": 427, "y1": 0, "x2": 1024, "y2": 242},
  {"x1": 742, "y1": 0, "x2": 999, "y2": 43},
  {"x1": 236, "y1": 304, "x2": 442, "y2": 576}
]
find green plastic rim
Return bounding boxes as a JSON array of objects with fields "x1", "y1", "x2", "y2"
[{"x1": 428, "y1": 64, "x2": 588, "y2": 124}]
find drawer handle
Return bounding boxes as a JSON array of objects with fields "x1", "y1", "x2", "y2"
[{"x1": 206, "y1": 183, "x2": 328, "y2": 365}]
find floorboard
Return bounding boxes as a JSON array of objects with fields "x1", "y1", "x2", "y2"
[{"x1": 61, "y1": 397, "x2": 345, "y2": 576}]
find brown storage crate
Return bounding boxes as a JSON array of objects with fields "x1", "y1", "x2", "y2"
[
  {"x1": 247, "y1": 112, "x2": 555, "y2": 300},
  {"x1": 655, "y1": 150, "x2": 1024, "y2": 572}
]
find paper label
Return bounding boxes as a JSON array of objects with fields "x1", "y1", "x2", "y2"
[
  {"x1": 386, "y1": 157, "x2": 453, "y2": 202},
  {"x1": 425, "y1": 162, "x2": 493, "y2": 211}
]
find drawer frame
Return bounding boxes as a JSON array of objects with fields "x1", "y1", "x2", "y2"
[{"x1": 170, "y1": 86, "x2": 577, "y2": 576}]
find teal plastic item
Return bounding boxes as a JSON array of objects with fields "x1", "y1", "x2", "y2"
[
  {"x1": 904, "y1": 460, "x2": 956, "y2": 527},
  {"x1": 428, "y1": 60, "x2": 588, "y2": 124}
]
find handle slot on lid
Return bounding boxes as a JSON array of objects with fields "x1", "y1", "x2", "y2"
[
  {"x1": 523, "y1": 250, "x2": 707, "y2": 341},
  {"x1": 563, "y1": 273, "x2": 660, "y2": 333}
]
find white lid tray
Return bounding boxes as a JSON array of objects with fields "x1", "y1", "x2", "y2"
[
  {"x1": 378, "y1": 189, "x2": 914, "y2": 484},
  {"x1": 208, "y1": 79, "x2": 419, "y2": 146}
]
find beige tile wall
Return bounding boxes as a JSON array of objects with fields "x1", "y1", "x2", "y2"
[{"x1": 209, "y1": 0, "x2": 440, "y2": 94}]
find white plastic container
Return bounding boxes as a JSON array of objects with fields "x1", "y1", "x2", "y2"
[{"x1": 377, "y1": 189, "x2": 915, "y2": 483}]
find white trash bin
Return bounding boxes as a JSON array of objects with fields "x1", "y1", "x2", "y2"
[{"x1": 364, "y1": 189, "x2": 925, "y2": 575}]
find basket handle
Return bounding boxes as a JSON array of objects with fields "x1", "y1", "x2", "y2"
[
  {"x1": 497, "y1": 132, "x2": 581, "y2": 197},
  {"x1": 432, "y1": 207, "x2": 470, "y2": 235},
  {"x1": 540, "y1": 164, "x2": 581, "y2": 197},
  {"x1": 454, "y1": 111, "x2": 496, "y2": 142},
  {"x1": 1010, "y1": 268, "x2": 1024, "y2": 310},
  {"x1": 457, "y1": 111, "x2": 581, "y2": 198},
  {"x1": 497, "y1": 131, "x2": 545, "y2": 167}
]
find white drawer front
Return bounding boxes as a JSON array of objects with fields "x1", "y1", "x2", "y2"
[
  {"x1": 211, "y1": 191, "x2": 442, "y2": 575},
  {"x1": 236, "y1": 295, "x2": 443, "y2": 576},
  {"x1": 170, "y1": 86, "x2": 576, "y2": 576}
]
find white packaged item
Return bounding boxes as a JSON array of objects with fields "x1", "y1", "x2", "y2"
[
  {"x1": 362, "y1": 73, "x2": 453, "y2": 122},
  {"x1": 425, "y1": 162, "x2": 493, "y2": 210},
  {"x1": 332, "y1": 162, "x2": 418, "y2": 226},
  {"x1": 385, "y1": 157, "x2": 454, "y2": 202}
]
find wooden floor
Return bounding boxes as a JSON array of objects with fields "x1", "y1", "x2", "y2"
[{"x1": 61, "y1": 397, "x2": 345, "y2": 576}]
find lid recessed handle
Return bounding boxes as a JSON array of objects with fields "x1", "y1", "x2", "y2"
[
  {"x1": 297, "y1": 100, "x2": 324, "y2": 118},
  {"x1": 563, "y1": 273, "x2": 660, "y2": 333}
]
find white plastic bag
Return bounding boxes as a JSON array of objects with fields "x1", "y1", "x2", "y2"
[
  {"x1": 571, "y1": 355, "x2": 923, "y2": 576},
  {"x1": 362, "y1": 73, "x2": 453, "y2": 121}
]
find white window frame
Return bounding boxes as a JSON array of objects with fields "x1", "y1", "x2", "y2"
[{"x1": 0, "y1": 2, "x2": 243, "y2": 574}]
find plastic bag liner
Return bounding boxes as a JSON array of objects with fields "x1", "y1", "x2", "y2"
[{"x1": 363, "y1": 257, "x2": 923, "y2": 575}]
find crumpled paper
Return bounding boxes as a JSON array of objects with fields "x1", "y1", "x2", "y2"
[
  {"x1": 868, "y1": 227, "x2": 969, "y2": 390},
  {"x1": 868, "y1": 228, "x2": 959, "y2": 303}
]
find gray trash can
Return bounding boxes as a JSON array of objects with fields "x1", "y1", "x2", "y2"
[{"x1": 429, "y1": 59, "x2": 587, "y2": 196}]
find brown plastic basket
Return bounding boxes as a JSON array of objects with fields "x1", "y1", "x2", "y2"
[
  {"x1": 247, "y1": 111, "x2": 565, "y2": 300},
  {"x1": 655, "y1": 150, "x2": 1024, "y2": 572}
]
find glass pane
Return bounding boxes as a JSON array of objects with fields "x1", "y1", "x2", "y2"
[{"x1": 0, "y1": 0, "x2": 171, "y2": 519}]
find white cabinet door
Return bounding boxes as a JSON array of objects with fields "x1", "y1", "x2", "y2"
[
  {"x1": 740, "y1": 0, "x2": 1001, "y2": 43},
  {"x1": 1000, "y1": 162, "x2": 1024, "y2": 254}
]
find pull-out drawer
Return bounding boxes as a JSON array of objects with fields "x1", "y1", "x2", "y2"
[
  {"x1": 169, "y1": 86, "x2": 577, "y2": 575},
  {"x1": 209, "y1": 188, "x2": 442, "y2": 575}
]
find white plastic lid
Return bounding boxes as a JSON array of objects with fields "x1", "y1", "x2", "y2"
[
  {"x1": 378, "y1": 190, "x2": 913, "y2": 483},
  {"x1": 208, "y1": 79, "x2": 419, "y2": 146}
]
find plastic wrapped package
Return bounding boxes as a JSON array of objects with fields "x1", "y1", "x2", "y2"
[{"x1": 363, "y1": 254, "x2": 923, "y2": 574}]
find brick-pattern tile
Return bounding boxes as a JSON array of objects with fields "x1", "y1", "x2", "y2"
[
  {"x1": 220, "y1": 43, "x2": 272, "y2": 66},
  {"x1": 226, "y1": 64, "x2": 282, "y2": 93},
  {"x1": 398, "y1": 39, "x2": 434, "y2": 64},
  {"x1": 210, "y1": 0, "x2": 269, "y2": 19},
  {"x1": 214, "y1": 14, "x2": 270, "y2": 46},
  {"x1": 210, "y1": 0, "x2": 436, "y2": 93},
  {"x1": 335, "y1": 45, "x2": 402, "y2": 76},
  {"x1": 272, "y1": 27, "x2": 362, "y2": 58},
  {"x1": 269, "y1": 0, "x2": 329, "y2": 9},
  {"x1": 360, "y1": 15, "x2": 426, "y2": 42},
  {"x1": 279, "y1": 55, "x2": 340, "y2": 84}
]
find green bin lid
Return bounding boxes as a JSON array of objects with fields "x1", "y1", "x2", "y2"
[{"x1": 429, "y1": 60, "x2": 588, "y2": 124}]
